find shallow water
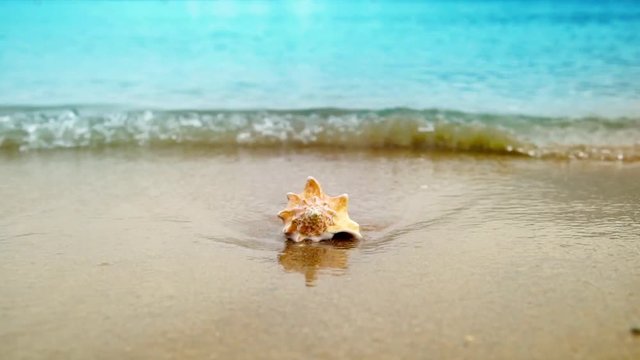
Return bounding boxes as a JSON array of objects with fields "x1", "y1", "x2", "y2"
[
  {"x1": 3, "y1": 1, "x2": 640, "y2": 160},
  {"x1": 1, "y1": 149, "x2": 638, "y2": 359}
]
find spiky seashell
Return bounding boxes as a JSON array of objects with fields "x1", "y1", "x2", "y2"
[{"x1": 277, "y1": 177, "x2": 362, "y2": 242}]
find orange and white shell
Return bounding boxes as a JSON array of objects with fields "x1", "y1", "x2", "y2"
[{"x1": 277, "y1": 177, "x2": 362, "y2": 242}]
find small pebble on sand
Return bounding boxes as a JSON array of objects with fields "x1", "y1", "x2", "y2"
[{"x1": 464, "y1": 335, "x2": 475, "y2": 343}]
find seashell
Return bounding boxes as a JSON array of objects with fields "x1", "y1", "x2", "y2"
[{"x1": 277, "y1": 176, "x2": 362, "y2": 242}]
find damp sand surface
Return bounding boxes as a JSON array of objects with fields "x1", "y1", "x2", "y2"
[{"x1": 0, "y1": 149, "x2": 639, "y2": 359}]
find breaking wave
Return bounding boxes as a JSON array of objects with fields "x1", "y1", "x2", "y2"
[{"x1": 0, "y1": 107, "x2": 638, "y2": 161}]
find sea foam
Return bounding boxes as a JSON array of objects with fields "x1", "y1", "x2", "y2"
[{"x1": 0, "y1": 107, "x2": 638, "y2": 161}]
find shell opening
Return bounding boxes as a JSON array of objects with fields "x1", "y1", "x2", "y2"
[{"x1": 331, "y1": 231, "x2": 361, "y2": 241}]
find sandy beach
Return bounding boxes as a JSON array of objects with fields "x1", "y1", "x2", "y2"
[{"x1": 1, "y1": 149, "x2": 638, "y2": 359}]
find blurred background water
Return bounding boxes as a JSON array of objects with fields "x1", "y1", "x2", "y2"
[{"x1": 1, "y1": 0, "x2": 639, "y2": 116}]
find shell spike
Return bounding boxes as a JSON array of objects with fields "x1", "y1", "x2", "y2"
[
  {"x1": 303, "y1": 176, "x2": 323, "y2": 197},
  {"x1": 278, "y1": 209, "x2": 295, "y2": 221},
  {"x1": 335, "y1": 194, "x2": 349, "y2": 208},
  {"x1": 286, "y1": 192, "x2": 302, "y2": 206}
]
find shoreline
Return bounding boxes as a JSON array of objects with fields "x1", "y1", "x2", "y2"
[{"x1": 1, "y1": 107, "x2": 639, "y2": 162}]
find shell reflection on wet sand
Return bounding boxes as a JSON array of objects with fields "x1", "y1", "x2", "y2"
[{"x1": 278, "y1": 238, "x2": 359, "y2": 286}]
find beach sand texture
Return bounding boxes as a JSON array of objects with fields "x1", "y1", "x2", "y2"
[{"x1": 1, "y1": 149, "x2": 638, "y2": 359}]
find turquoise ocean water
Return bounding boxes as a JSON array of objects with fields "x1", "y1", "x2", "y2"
[{"x1": 0, "y1": 0, "x2": 639, "y2": 158}]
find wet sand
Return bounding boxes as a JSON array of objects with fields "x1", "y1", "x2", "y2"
[{"x1": 1, "y1": 149, "x2": 639, "y2": 359}]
